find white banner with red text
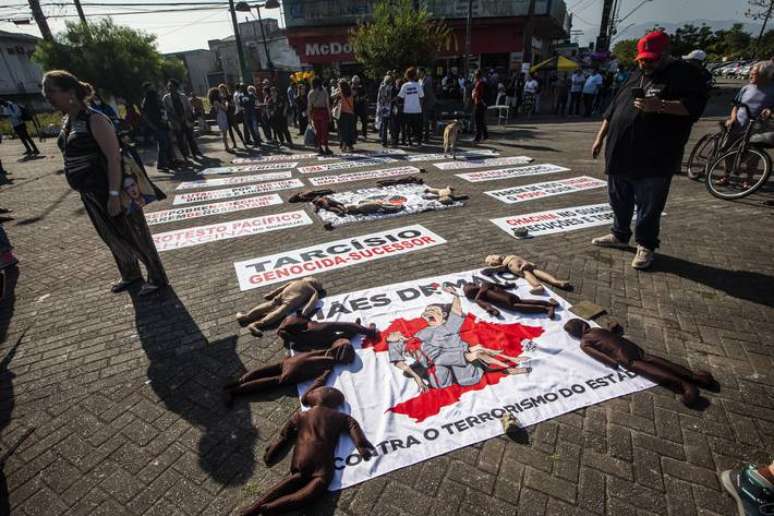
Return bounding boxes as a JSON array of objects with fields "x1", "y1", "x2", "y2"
[
  {"x1": 145, "y1": 194, "x2": 282, "y2": 226},
  {"x1": 308, "y1": 166, "x2": 422, "y2": 186},
  {"x1": 293, "y1": 269, "x2": 654, "y2": 490},
  {"x1": 433, "y1": 156, "x2": 533, "y2": 170},
  {"x1": 456, "y1": 163, "x2": 570, "y2": 183},
  {"x1": 176, "y1": 171, "x2": 293, "y2": 190},
  {"x1": 172, "y1": 179, "x2": 304, "y2": 206},
  {"x1": 485, "y1": 176, "x2": 607, "y2": 204},
  {"x1": 490, "y1": 203, "x2": 614, "y2": 238},
  {"x1": 200, "y1": 162, "x2": 298, "y2": 176}
]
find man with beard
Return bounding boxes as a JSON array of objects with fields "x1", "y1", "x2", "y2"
[{"x1": 591, "y1": 31, "x2": 709, "y2": 269}]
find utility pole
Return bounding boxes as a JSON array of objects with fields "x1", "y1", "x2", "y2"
[
  {"x1": 256, "y1": 5, "x2": 273, "y2": 71},
  {"x1": 228, "y1": 0, "x2": 250, "y2": 83},
  {"x1": 521, "y1": 0, "x2": 537, "y2": 70},
  {"x1": 596, "y1": 0, "x2": 615, "y2": 52},
  {"x1": 73, "y1": 0, "x2": 87, "y2": 24},
  {"x1": 27, "y1": 0, "x2": 52, "y2": 41},
  {"x1": 756, "y1": 0, "x2": 774, "y2": 57},
  {"x1": 463, "y1": 0, "x2": 473, "y2": 79}
]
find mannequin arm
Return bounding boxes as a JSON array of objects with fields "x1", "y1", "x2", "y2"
[
  {"x1": 300, "y1": 290, "x2": 320, "y2": 318},
  {"x1": 301, "y1": 370, "x2": 332, "y2": 406},
  {"x1": 345, "y1": 416, "x2": 376, "y2": 459},
  {"x1": 580, "y1": 341, "x2": 619, "y2": 369},
  {"x1": 264, "y1": 412, "x2": 300, "y2": 466},
  {"x1": 264, "y1": 283, "x2": 287, "y2": 301}
]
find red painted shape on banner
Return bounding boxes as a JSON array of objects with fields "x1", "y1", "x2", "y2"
[{"x1": 362, "y1": 314, "x2": 544, "y2": 422}]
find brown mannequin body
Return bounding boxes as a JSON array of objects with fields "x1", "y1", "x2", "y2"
[
  {"x1": 376, "y1": 176, "x2": 424, "y2": 187},
  {"x1": 288, "y1": 189, "x2": 335, "y2": 203},
  {"x1": 564, "y1": 319, "x2": 719, "y2": 407},
  {"x1": 483, "y1": 254, "x2": 572, "y2": 295},
  {"x1": 236, "y1": 277, "x2": 325, "y2": 337},
  {"x1": 314, "y1": 196, "x2": 404, "y2": 217},
  {"x1": 278, "y1": 314, "x2": 378, "y2": 349},
  {"x1": 238, "y1": 384, "x2": 375, "y2": 515},
  {"x1": 458, "y1": 280, "x2": 559, "y2": 319}
]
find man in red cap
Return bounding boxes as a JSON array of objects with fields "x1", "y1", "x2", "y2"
[{"x1": 590, "y1": 31, "x2": 709, "y2": 269}]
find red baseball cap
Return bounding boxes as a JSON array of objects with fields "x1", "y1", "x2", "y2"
[{"x1": 636, "y1": 31, "x2": 670, "y2": 62}]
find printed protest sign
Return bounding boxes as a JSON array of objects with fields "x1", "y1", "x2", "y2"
[
  {"x1": 145, "y1": 195, "x2": 282, "y2": 226},
  {"x1": 308, "y1": 166, "x2": 422, "y2": 186},
  {"x1": 298, "y1": 157, "x2": 398, "y2": 174},
  {"x1": 291, "y1": 269, "x2": 653, "y2": 490},
  {"x1": 232, "y1": 153, "x2": 318, "y2": 164},
  {"x1": 200, "y1": 162, "x2": 298, "y2": 176},
  {"x1": 172, "y1": 179, "x2": 304, "y2": 206},
  {"x1": 153, "y1": 210, "x2": 312, "y2": 251},
  {"x1": 176, "y1": 171, "x2": 293, "y2": 190},
  {"x1": 490, "y1": 203, "x2": 614, "y2": 237},
  {"x1": 234, "y1": 225, "x2": 446, "y2": 290},
  {"x1": 433, "y1": 156, "x2": 533, "y2": 170},
  {"x1": 485, "y1": 176, "x2": 607, "y2": 204},
  {"x1": 405, "y1": 150, "x2": 499, "y2": 161},
  {"x1": 317, "y1": 149, "x2": 407, "y2": 160},
  {"x1": 456, "y1": 163, "x2": 570, "y2": 183}
]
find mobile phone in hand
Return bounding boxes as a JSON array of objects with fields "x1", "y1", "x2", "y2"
[{"x1": 631, "y1": 87, "x2": 645, "y2": 99}]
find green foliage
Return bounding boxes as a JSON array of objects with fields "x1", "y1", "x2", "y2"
[
  {"x1": 33, "y1": 19, "x2": 188, "y2": 104},
  {"x1": 612, "y1": 39, "x2": 638, "y2": 67},
  {"x1": 348, "y1": 0, "x2": 451, "y2": 80},
  {"x1": 671, "y1": 24, "x2": 716, "y2": 57},
  {"x1": 746, "y1": 0, "x2": 774, "y2": 21}
]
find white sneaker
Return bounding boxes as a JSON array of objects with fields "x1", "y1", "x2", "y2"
[
  {"x1": 591, "y1": 233, "x2": 629, "y2": 249},
  {"x1": 631, "y1": 246, "x2": 654, "y2": 269}
]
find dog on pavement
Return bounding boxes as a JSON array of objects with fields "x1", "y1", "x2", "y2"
[{"x1": 443, "y1": 120, "x2": 461, "y2": 159}]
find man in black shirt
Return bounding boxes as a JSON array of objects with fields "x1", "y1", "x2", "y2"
[{"x1": 591, "y1": 31, "x2": 709, "y2": 269}]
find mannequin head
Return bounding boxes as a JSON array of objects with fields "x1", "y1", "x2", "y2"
[
  {"x1": 304, "y1": 386, "x2": 345, "y2": 409},
  {"x1": 485, "y1": 255, "x2": 505, "y2": 266},
  {"x1": 564, "y1": 318, "x2": 591, "y2": 339}
]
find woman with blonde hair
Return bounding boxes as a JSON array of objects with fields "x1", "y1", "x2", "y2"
[{"x1": 43, "y1": 70, "x2": 167, "y2": 296}]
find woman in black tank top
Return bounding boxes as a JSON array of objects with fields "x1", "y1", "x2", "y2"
[{"x1": 44, "y1": 70, "x2": 167, "y2": 296}]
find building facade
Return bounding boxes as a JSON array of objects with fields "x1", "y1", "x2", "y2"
[
  {"x1": 0, "y1": 30, "x2": 44, "y2": 102},
  {"x1": 164, "y1": 49, "x2": 218, "y2": 97},
  {"x1": 282, "y1": 0, "x2": 569, "y2": 76}
]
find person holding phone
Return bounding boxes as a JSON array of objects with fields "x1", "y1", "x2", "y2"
[
  {"x1": 590, "y1": 31, "x2": 709, "y2": 269},
  {"x1": 44, "y1": 70, "x2": 167, "y2": 296}
]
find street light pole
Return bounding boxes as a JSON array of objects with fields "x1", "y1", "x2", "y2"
[
  {"x1": 73, "y1": 0, "x2": 87, "y2": 24},
  {"x1": 522, "y1": 0, "x2": 537, "y2": 70},
  {"x1": 463, "y1": 0, "x2": 472, "y2": 79},
  {"x1": 256, "y1": 5, "x2": 274, "y2": 71},
  {"x1": 228, "y1": 0, "x2": 250, "y2": 83}
]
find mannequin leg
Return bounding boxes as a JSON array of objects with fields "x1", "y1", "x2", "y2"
[
  {"x1": 532, "y1": 269, "x2": 571, "y2": 289},
  {"x1": 256, "y1": 475, "x2": 328, "y2": 514},
  {"x1": 239, "y1": 473, "x2": 306, "y2": 516},
  {"x1": 311, "y1": 321, "x2": 376, "y2": 338},
  {"x1": 628, "y1": 358, "x2": 698, "y2": 405},
  {"x1": 238, "y1": 299, "x2": 278, "y2": 326},
  {"x1": 641, "y1": 354, "x2": 716, "y2": 388},
  {"x1": 239, "y1": 363, "x2": 283, "y2": 384},
  {"x1": 253, "y1": 304, "x2": 292, "y2": 329},
  {"x1": 521, "y1": 270, "x2": 545, "y2": 294}
]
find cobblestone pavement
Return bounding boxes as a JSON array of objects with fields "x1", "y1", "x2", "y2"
[{"x1": 0, "y1": 82, "x2": 772, "y2": 515}]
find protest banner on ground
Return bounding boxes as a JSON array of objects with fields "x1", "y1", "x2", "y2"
[
  {"x1": 405, "y1": 150, "x2": 499, "y2": 161},
  {"x1": 172, "y1": 179, "x2": 304, "y2": 206},
  {"x1": 152, "y1": 210, "x2": 312, "y2": 251},
  {"x1": 298, "y1": 157, "x2": 398, "y2": 174},
  {"x1": 293, "y1": 269, "x2": 654, "y2": 490},
  {"x1": 433, "y1": 156, "x2": 533, "y2": 170},
  {"x1": 200, "y1": 162, "x2": 298, "y2": 176},
  {"x1": 145, "y1": 195, "x2": 282, "y2": 226},
  {"x1": 456, "y1": 163, "x2": 571, "y2": 183},
  {"x1": 308, "y1": 166, "x2": 422, "y2": 186},
  {"x1": 234, "y1": 224, "x2": 446, "y2": 290},
  {"x1": 485, "y1": 176, "x2": 607, "y2": 204},
  {"x1": 490, "y1": 203, "x2": 613, "y2": 237},
  {"x1": 314, "y1": 183, "x2": 464, "y2": 228},
  {"x1": 176, "y1": 171, "x2": 293, "y2": 190},
  {"x1": 317, "y1": 149, "x2": 407, "y2": 160},
  {"x1": 232, "y1": 153, "x2": 318, "y2": 164}
]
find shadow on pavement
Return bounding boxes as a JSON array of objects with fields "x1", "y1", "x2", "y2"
[
  {"x1": 0, "y1": 268, "x2": 22, "y2": 516},
  {"x1": 133, "y1": 287, "x2": 258, "y2": 487},
  {"x1": 652, "y1": 254, "x2": 774, "y2": 308},
  {"x1": 14, "y1": 189, "x2": 72, "y2": 226}
]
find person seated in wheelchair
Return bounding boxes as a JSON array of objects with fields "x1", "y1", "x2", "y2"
[{"x1": 717, "y1": 61, "x2": 774, "y2": 187}]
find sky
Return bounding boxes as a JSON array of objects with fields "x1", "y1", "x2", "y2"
[{"x1": 0, "y1": 0, "x2": 755, "y2": 54}]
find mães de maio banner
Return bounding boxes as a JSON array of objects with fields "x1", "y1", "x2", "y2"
[{"x1": 291, "y1": 269, "x2": 654, "y2": 491}]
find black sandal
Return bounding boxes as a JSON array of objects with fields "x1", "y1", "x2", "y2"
[{"x1": 111, "y1": 278, "x2": 141, "y2": 293}]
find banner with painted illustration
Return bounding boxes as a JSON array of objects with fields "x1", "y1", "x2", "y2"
[
  {"x1": 296, "y1": 269, "x2": 654, "y2": 490},
  {"x1": 200, "y1": 162, "x2": 298, "y2": 176},
  {"x1": 485, "y1": 176, "x2": 606, "y2": 204},
  {"x1": 314, "y1": 183, "x2": 465, "y2": 228}
]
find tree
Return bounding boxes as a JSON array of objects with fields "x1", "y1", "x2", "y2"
[
  {"x1": 349, "y1": 0, "x2": 451, "y2": 80},
  {"x1": 747, "y1": 0, "x2": 774, "y2": 56},
  {"x1": 33, "y1": 19, "x2": 187, "y2": 104},
  {"x1": 671, "y1": 24, "x2": 716, "y2": 57},
  {"x1": 612, "y1": 39, "x2": 637, "y2": 68},
  {"x1": 709, "y1": 23, "x2": 753, "y2": 58}
]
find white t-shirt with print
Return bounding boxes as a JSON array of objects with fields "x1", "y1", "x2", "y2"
[{"x1": 398, "y1": 81, "x2": 424, "y2": 114}]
